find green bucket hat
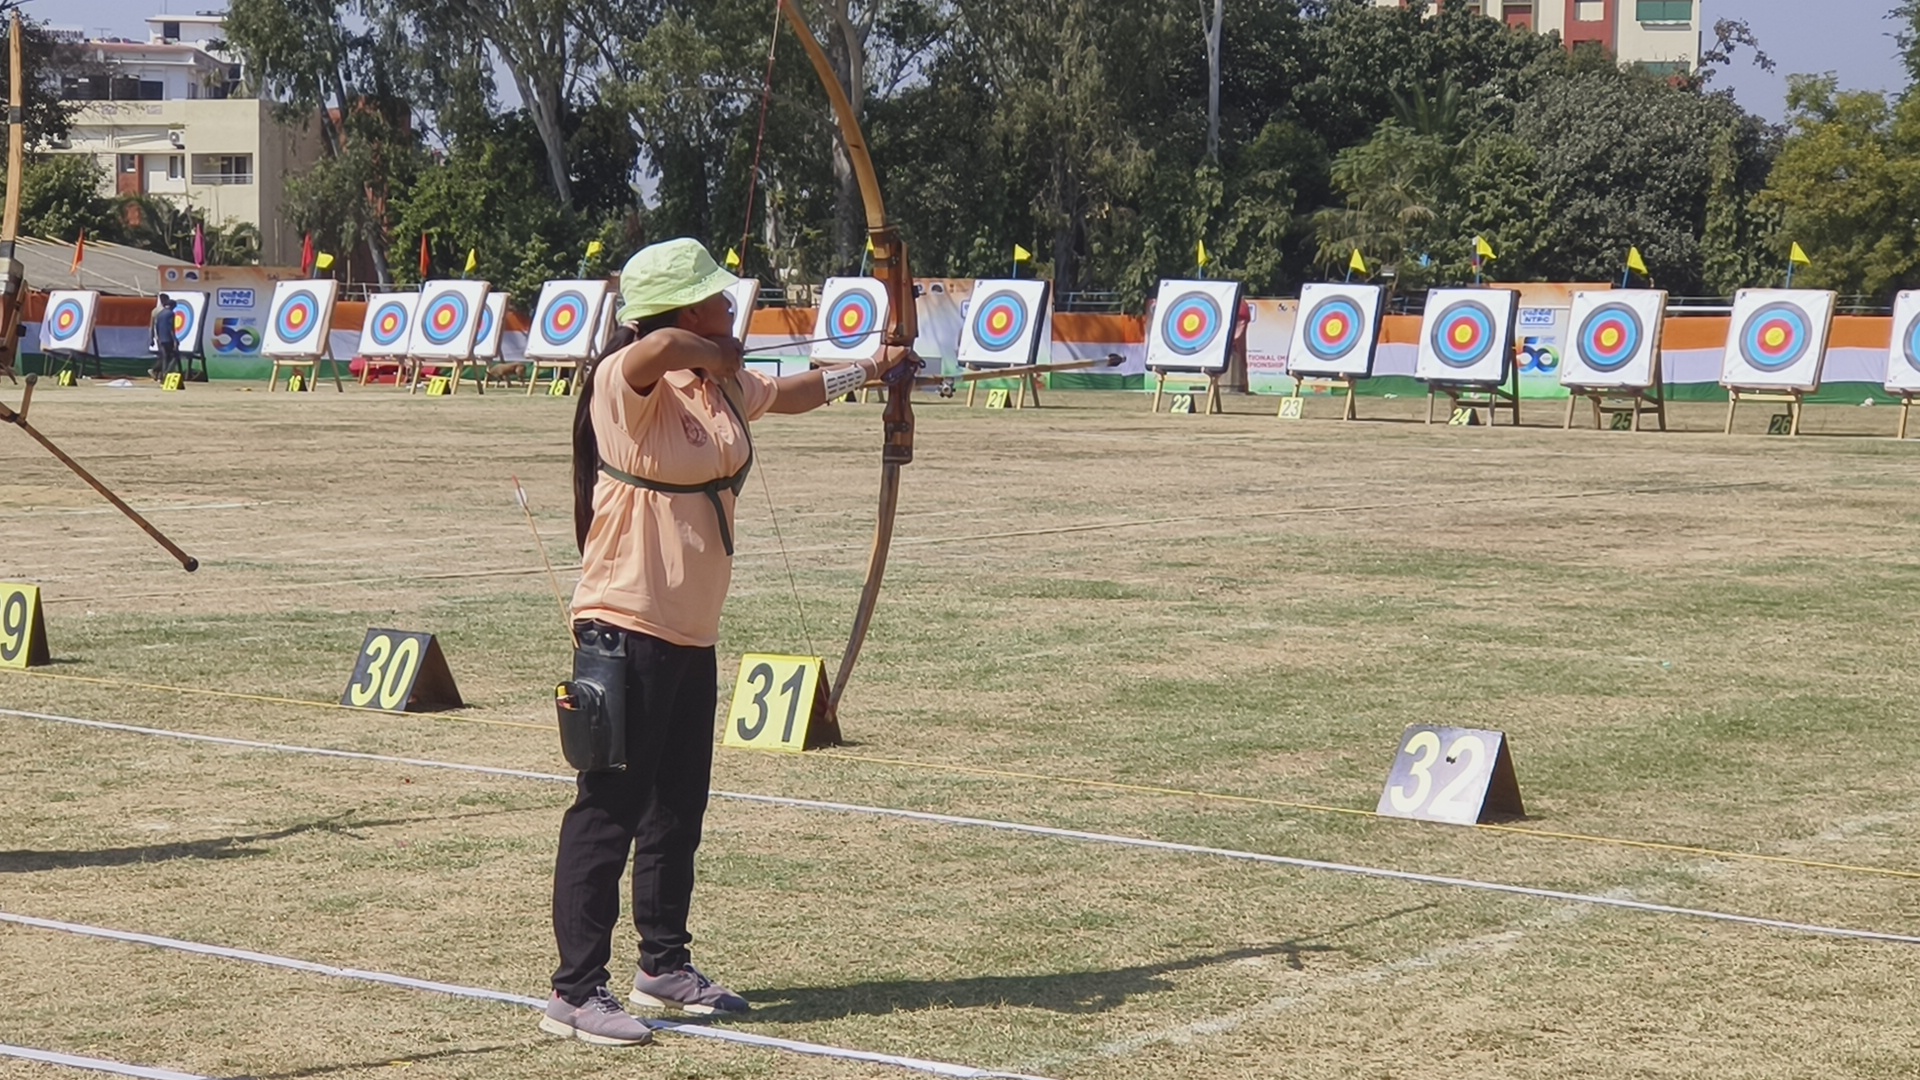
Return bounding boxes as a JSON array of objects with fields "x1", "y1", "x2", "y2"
[{"x1": 616, "y1": 238, "x2": 738, "y2": 323}]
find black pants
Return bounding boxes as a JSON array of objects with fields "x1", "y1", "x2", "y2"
[{"x1": 551, "y1": 621, "x2": 718, "y2": 1004}]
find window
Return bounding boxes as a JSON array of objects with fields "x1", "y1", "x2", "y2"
[
  {"x1": 1635, "y1": 60, "x2": 1689, "y2": 76},
  {"x1": 1636, "y1": 0, "x2": 1690, "y2": 21},
  {"x1": 192, "y1": 154, "x2": 253, "y2": 185},
  {"x1": 1502, "y1": 0, "x2": 1533, "y2": 27},
  {"x1": 161, "y1": 20, "x2": 180, "y2": 40},
  {"x1": 118, "y1": 154, "x2": 139, "y2": 174},
  {"x1": 138, "y1": 79, "x2": 163, "y2": 101},
  {"x1": 167, "y1": 155, "x2": 182, "y2": 180},
  {"x1": 1574, "y1": 0, "x2": 1605, "y2": 21}
]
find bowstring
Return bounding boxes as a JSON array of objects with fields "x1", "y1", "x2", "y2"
[{"x1": 738, "y1": 1, "x2": 818, "y2": 661}]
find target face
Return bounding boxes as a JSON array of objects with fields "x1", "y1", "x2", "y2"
[
  {"x1": 47, "y1": 299, "x2": 84, "y2": 344},
  {"x1": 1721, "y1": 289, "x2": 1835, "y2": 391},
  {"x1": 726, "y1": 279, "x2": 759, "y2": 342},
  {"x1": 1145, "y1": 280, "x2": 1241, "y2": 373},
  {"x1": 1162, "y1": 292, "x2": 1223, "y2": 356},
  {"x1": 972, "y1": 290, "x2": 1030, "y2": 351},
  {"x1": 408, "y1": 281, "x2": 490, "y2": 358},
  {"x1": 1883, "y1": 291, "x2": 1920, "y2": 391},
  {"x1": 810, "y1": 277, "x2": 890, "y2": 362},
  {"x1": 541, "y1": 290, "x2": 588, "y2": 346},
  {"x1": 171, "y1": 305, "x2": 196, "y2": 346},
  {"x1": 1286, "y1": 284, "x2": 1383, "y2": 377},
  {"x1": 370, "y1": 302, "x2": 409, "y2": 348},
  {"x1": 1562, "y1": 290, "x2": 1664, "y2": 391},
  {"x1": 276, "y1": 290, "x2": 319, "y2": 343},
  {"x1": 527, "y1": 280, "x2": 608, "y2": 361},
  {"x1": 1415, "y1": 288, "x2": 1517, "y2": 385},
  {"x1": 957, "y1": 279, "x2": 1050, "y2": 368},
  {"x1": 473, "y1": 292, "x2": 509, "y2": 359}
]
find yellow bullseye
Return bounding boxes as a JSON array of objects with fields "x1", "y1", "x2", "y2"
[
  {"x1": 1763, "y1": 326, "x2": 1787, "y2": 349},
  {"x1": 1323, "y1": 316, "x2": 1346, "y2": 337},
  {"x1": 1452, "y1": 324, "x2": 1474, "y2": 345},
  {"x1": 1599, "y1": 327, "x2": 1620, "y2": 349}
]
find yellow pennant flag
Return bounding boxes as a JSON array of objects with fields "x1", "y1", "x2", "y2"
[
  {"x1": 1196, "y1": 239, "x2": 1210, "y2": 268},
  {"x1": 865, "y1": 235, "x2": 875, "y2": 255},
  {"x1": 1349, "y1": 249, "x2": 1368, "y2": 276},
  {"x1": 585, "y1": 240, "x2": 604, "y2": 259},
  {"x1": 725, "y1": 247, "x2": 742, "y2": 269},
  {"x1": 464, "y1": 248, "x2": 478, "y2": 274},
  {"x1": 1626, "y1": 246, "x2": 1648, "y2": 275},
  {"x1": 1789, "y1": 242, "x2": 1811, "y2": 266},
  {"x1": 314, "y1": 252, "x2": 335, "y2": 271},
  {"x1": 1013, "y1": 243, "x2": 1033, "y2": 263},
  {"x1": 1473, "y1": 235, "x2": 1497, "y2": 262}
]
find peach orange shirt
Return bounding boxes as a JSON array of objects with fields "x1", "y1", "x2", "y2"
[{"x1": 572, "y1": 354, "x2": 777, "y2": 647}]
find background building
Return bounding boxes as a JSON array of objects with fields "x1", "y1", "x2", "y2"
[
  {"x1": 45, "y1": 13, "x2": 319, "y2": 267},
  {"x1": 1375, "y1": 0, "x2": 1702, "y2": 73}
]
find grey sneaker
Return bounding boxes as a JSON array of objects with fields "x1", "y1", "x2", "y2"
[
  {"x1": 539, "y1": 988, "x2": 654, "y2": 1046},
  {"x1": 630, "y1": 963, "x2": 750, "y2": 1016}
]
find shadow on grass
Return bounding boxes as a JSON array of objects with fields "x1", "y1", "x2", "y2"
[
  {"x1": 218, "y1": 1044, "x2": 522, "y2": 1080},
  {"x1": 0, "y1": 806, "x2": 530, "y2": 873},
  {"x1": 741, "y1": 904, "x2": 1433, "y2": 1021}
]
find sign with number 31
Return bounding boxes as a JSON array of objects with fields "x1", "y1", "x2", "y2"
[{"x1": 723, "y1": 653, "x2": 833, "y2": 753}]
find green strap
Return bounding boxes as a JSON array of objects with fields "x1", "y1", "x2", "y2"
[{"x1": 596, "y1": 383, "x2": 754, "y2": 556}]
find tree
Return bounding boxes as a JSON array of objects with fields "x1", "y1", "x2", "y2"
[{"x1": 0, "y1": 4, "x2": 92, "y2": 149}]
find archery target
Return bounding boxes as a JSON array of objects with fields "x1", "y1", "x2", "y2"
[
  {"x1": 811, "y1": 277, "x2": 890, "y2": 362},
  {"x1": 163, "y1": 292, "x2": 209, "y2": 357},
  {"x1": 41, "y1": 290, "x2": 99, "y2": 353},
  {"x1": 1415, "y1": 288, "x2": 1518, "y2": 385},
  {"x1": 358, "y1": 293, "x2": 418, "y2": 358},
  {"x1": 1886, "y1": 291, "x2": 1920, "y2": 392},
  {"x1": 1286, "y1": 283, "x2": 1384, "y2": 378},
  {"x1": 408, "y1": 280, "x2": 491, "y2": 359},
  {"x1": 1145, "y1": 279, "x2": 1242, "y2": 373},
  {"x1": 1562, "y1": 289, "x2": 1665, "y2": 391},
  {"x1": 958, "y1": 279, "x2": 1051, "y2": 368},
  {"x1": 263, "y1": 279, "x2": 339, "y2": 359},
  {"x1": 727, "y1": 279, "x2": 758, "y2": 342},
  {"x1": 526, "y1": 280, "x2": 608, "y2": 361},
  {"x1": 473, "y1": 292, "x2": 510, "y2": 360},
  {"x1": 1720, "y1": 289, "x2": 1835, "y2": 391}
]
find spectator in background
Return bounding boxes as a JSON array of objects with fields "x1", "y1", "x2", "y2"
[{"x1": 149, "y1": 295, "x2": 179, "y2": 381}]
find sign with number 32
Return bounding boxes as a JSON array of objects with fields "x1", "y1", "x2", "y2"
[{"x1": 1375, "y1": 725, "x2": 1524, "y2": 826}]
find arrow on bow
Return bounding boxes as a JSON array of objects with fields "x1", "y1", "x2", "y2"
[{"x1": 776, "y1": 0, "x2": 922, "y2": 735}]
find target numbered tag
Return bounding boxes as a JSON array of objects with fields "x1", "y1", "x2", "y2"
[
  {"x1": 162, "y1": 372, "x2": 183, "y2": 392},
  {"x1": 1767, "y1": 413, "x2": 1794, "y2": 435},
  {"x1": 425, "y1": 377, "x2": 451, "y2": 397},
  {"x1": 0, "y1": 583, "x2": 50, "y2": 669},
  {"x1": 57, "y1": 369, "x2": 75, "y2": 387},
  {"x1": 1609, "y1": 411, "x2": 1633, "y2": 431},
  {"x1": 340, "y1": 628, "x2": 463, "y2": 712},
  {"x1": 1377, "y1": 725, "x2": 1524, "y2": 826},
  {"x1": 1277, "y1": 396, "x2": 1304, "y2": 420},
  {"x1": 1447, "y1": 407, "x2": 1478, "y2": 426},
  {"x1": 547, "y1": 377, "x2": 569, "y2": 397},
  {"x1": 723, "y1": 654, "x2": 831, "y2": 753},
  {"x1": 985, "y1": 388, "x2": 1010, "y2": 409},
  {"x1": 1170, "y1": 394, "x2": 1195, "y2": 414},
  {"x1": 287, "y1": 374, "x2": 305, "y2": 392}
]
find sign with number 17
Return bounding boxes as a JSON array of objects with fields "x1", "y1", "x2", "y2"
[{"x1": 723, "y1": 653, "x2": 831, "y2": 752}]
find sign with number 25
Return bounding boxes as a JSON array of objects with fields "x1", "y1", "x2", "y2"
[
  {"x1": 1375, "y1": 724, "x2": 1524, "y2": 826},
  {"x1": 723, "y1": 654, "x2": 830, "y2": 753}
]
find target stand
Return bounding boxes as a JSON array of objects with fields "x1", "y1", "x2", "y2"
[
  {"x1": 1285, "y1": 375, "x2": 1359, "y2": 421},
  {"x1": 1424, "y1": 368, "x2": 1519, "y2": 426},
  {"x1": 1565, "y1": 380, "x2": 1666, "y2": 431},
  {"x1": 267, "y1": 346, "x2": 346, "y2": 393},
  {"x1": 1724, "y1": 387, "x2": 1804, "y2": 436},
  {"x1": 1894, "y1": 392, "x2": 1920, "y2": 439},
  {"x1": 1149, "y1": 369, "x2": 1223, "y2": 415},
  {"x1": 409, "y1": 356, "x2": 486, "y2": 395}
]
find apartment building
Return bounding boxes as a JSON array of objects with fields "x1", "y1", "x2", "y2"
[
  {"x1": 1375, "y1": 0, "x2": 1702, "y2": 73},
  {"x1": 46, "y1": 14, "x2": 320, "y2": 266}
]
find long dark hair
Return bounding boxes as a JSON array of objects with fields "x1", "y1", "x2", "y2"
[{"x1": 572, "y1": 309, "x2": 683, "y2": 552}]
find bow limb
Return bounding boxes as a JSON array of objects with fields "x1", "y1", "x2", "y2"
[{"x1": 776, "y1": 0, "x2": 919, "y2": 730}]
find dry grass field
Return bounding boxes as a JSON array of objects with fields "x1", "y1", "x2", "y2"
[{"x1": 4, "y1": 379, "x2": 1920, "y2": 1079}]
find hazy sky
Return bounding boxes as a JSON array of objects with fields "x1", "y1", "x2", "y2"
[{"x1": 36, "y1": 0, "x2": 1914, "y2": 123}]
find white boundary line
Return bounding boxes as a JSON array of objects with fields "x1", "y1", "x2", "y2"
[
  {"x1": 8, "y1": 706, "x2": 1920, "y2": 948},
  {"x1": 0, "y1": 911, "x2": 1050, "y2": 1080},
  {"x1": 0, "y1": 1044, "x2": 210, "y2": 1080}
]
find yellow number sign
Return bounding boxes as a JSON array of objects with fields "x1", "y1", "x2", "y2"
[
  {"x1": 548, "y1": 377, "x2": 570, "y2": 397},
  {"x1": 1376, "y1": 724, "x2": 1524, "y2": 826},
  {"x1": 288, "y1": 373, "x2": 306, "y2": 393},
  {"x1": 1277, "y1": 396, "x2": 1304, "y2": 420},
  {"x1": 723, "y1": 654, "x2": 828, "y2": 753},
  {"x1": 162, "y1": 372, "x2": 184, "y2": 392},
  {"x1": 339, "y1": 628, "x2": 463, "y2": 712},
  {"x1": 56, "y1": 369, "x2": 75, "y2": 387},
  {"x1": 1447, "y1": 407, "x2": 1476, "y2": 426},
  {"x1": 985, "y1": 388, "x2": 1010, "y2": 409},
  {"x1": 426, "y1": 377, "x2": 451, "y2": 397},
  {"x1": 0, "y1": 583, "x2": 50, "y2": 669},
  {"x1": 1170, "y1": 394, "x2": 1195, "y2": 414}
]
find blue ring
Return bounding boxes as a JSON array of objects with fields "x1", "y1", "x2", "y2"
[
  {"x1": 1739, "y1": 301, "x2": 1811, "y2": 373},
  {"x1": 971, "y1": 290, "x2": 1030, "y2": 352},
  {"x1": 540, "y1": 291, "x2": 588, "y2": 347},
  {"x1": 1302, "y1": 296, "x2": 1366, "y2": 362},
  {"x1": 421, "y1": 292, "x2": 471, "y2": 347},
  {"x1": 1903, "y1": 313, "x2": 1920, "y2": 375},
  {"x1": 171, "y1": 303, "x2": 197, "y2": 347},
  {"x1": 46, "y1": 299, "x2": 85, "y2": 345},
  {"x1": 369, "y1": 301, "x2": 409, "y2": 347},
  {"x1": 826, "y1": 289, "x2": 879, "y2": 349},
  {"x1": 476, "y1": 302, "x2": 495, "y2": 345},
  {"x1": 1430, "y1": 300, "x2": 1497, "y2": 369},
  {"x1": 1576, "y1": 303, "x2": 1643, "y2": 373},
  {"x1": 275, "y1": 289, "x2": 320, "y2": 344},
  {"x1": 1161, "y1": 292, "x2": 1222, "y2": 356}
]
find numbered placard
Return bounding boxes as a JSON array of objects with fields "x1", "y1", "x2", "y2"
[
  {"x1": 340, "y1": 628, "x2": 463, "y2": 712},
  {"x1": 547, "y1": 377, "x2": 570, "y2": 397},
  {"x1": 425, "y1": 376, "x2": 451, "y2": 397},
  {"x1": 161, "y1": 372, "x2": 183, "y2": 392},
  {"x1": 1767, "y1": 413, "x2": 1794, "y2": 435},
  {"x1": 985, "y1": 388, "x2": 1011, "y2": 409},
  {"x1": 723, "y1": 654, "x2": 834, "y2": 752},
  {"x1": 287, "y1": 373, "x2": 306, "y2": 393},
  {"x1": 1277, "y1": 396, "x2": 1304, "y2": 420},
  {"x1": 56, "y1": 369, "x2": 75, "y2": 386},
  {"x1": 0, "y1": 583, "x2": 50, "y2": 669},
  {"x1": 1376, "y1": 725, "x2": 1524, "y2": 826},
  {"x1": 1170, "y1": 394, "x2": 1195, "y2": 415},
  {"x1": 1447, "y1": 407, "x2": 1479, "y2": 427}
]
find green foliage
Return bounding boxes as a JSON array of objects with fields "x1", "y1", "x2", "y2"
[{"x1": 16, "y1": 155, "x2": 114, "y2": 241}]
